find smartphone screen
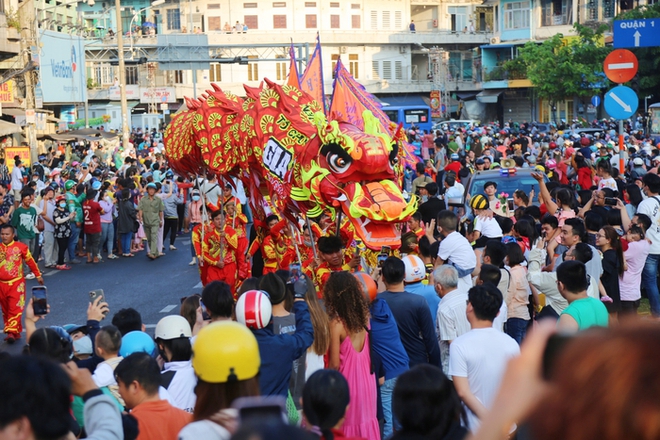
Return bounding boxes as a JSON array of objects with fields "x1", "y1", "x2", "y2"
[
  {"x1": 377, "y1": 254, "x2": 388, "y2": 267},
  {"x1": 289, "y1": 263, "x2": 301, "y2": 284},
  {"x1": 32, "y1": 286, "x2": 48, "y2": 316},
  {"x1": 604, "y1": 197, "x2": 618, "y2": 206},
  {"x1": 380, "y1": 246, "x2": 391, "y2": 255},
  {"x1": 233, "y1": 396, "x2": 286, "y2": 425}
]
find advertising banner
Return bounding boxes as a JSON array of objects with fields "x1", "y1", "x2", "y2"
[
  {"x1": 430, "y1": 90, "x2": 441, "y2": 118},
  {"x1": 38, "y1": 30, "x2": 87, "y2": 104},
  {"x1": 5, "y1": 147, "x2": 31, "y2": 173},
  {"x1": 140, "y1": 87, "x2": 176, "y2": 104},
  {"x1": 0, "y1": 81, "x2": 14, "y2": 103}
]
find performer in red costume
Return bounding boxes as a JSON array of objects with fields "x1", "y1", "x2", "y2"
[
  {"x1": 0, "y1": 224, "x2": 43, "y2": 343},
  {"x1": 314, "y1": 234, "x2": 360, "y2": 298},
  {"x1": 201, "y1": 210, "x2": 240, "y2": 297},
  {"x1": 224, "y1": 200, "x2": 249, "y2": 284}
]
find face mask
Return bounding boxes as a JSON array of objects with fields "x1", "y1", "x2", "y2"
[
  {"x1": 73, "y1": 335, "x2": 93, "y2": 357},
  {"x1": 59, "y1": 202, "x2": 67, "y2": 208},
  {"x1": 192, "y1": 195, "x2": 200, "y2": 201}
]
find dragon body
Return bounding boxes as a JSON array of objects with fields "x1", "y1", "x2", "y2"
[{"x1": 165, "y1": 79, "x2": 416, "y2": 250}]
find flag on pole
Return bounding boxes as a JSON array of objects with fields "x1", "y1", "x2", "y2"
[
  {"x1": 286, "y1": 41, "x2": 301, "y2": 89},
  {"x1": 300, "y1": 34, "x2": 326, "y2": 113},
  {"x1": 329, "y1": 58, "x2": 418, "y2": 164},
  {"x1": 329, "y1": 58, "x2": 391, "y2": 133}
]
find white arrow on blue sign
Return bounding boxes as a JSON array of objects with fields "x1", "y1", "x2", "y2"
[
  {"x1": 613, "y1": 18, "x2": 660, "y2": 48},
  {"x1": 591, "y1": 96, "x2": 601, "y2": 107},
  {"x1": 604, "y1": 86, "x2": 639, "y2": 120}
]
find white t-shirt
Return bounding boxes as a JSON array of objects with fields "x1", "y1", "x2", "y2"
[
  {"x1": 637, "y1": 196, "x2": 660, "y2": 254},
  {"x1": 449, "y1": 328, "x2": 520, "y2": 432},
  {"x1": 438, "y1": 231, "x2": 477, "y2": 291},
  {"x1": 436, "y1": 288, "x2": 470, "y2": 375},
  {"x1": 199, "y1": 180, "x2": 222, "y2": 207},
  {"x1": 10, "y1": 166, "x2": 23, "y2": 190},
  {"x1": 474, "y1": 216, "x2": 503, "y2": 239},
  {"x1": 598, "y1": 177, "x2": 618, "y2": 192}
]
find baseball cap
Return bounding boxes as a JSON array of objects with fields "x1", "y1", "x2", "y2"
[
  {"x1": 633, "y1": 157, "x2": 644, "y2": 166},
  {"x1": 450, "y1": 153, "x2": 460, "y2": 160}
]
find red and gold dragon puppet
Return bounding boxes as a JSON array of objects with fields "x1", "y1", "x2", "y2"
[{"x1": 165, "y1": 79, "x2": 416, "y2": 251}]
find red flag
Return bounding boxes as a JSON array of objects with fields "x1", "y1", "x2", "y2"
[
  {"x1": 287, "y1": 42, "x2": 301, "y2": 89},
  {"x1": 300, "y1": 35, "x2": 326, "y2": 113}
]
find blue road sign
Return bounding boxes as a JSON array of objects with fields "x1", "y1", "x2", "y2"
[
  {"x1": 591, "y1": 96, "x2": 601, "y2": 107},
  {"x1": 614, "y1": 19, "x2": 660, "y2": 48},
  {"x1": 604, "y1": 86, "x2": 639, "y2": 120}
]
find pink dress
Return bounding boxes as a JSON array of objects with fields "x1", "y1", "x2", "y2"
[{"x1": 339, "y1": 328, "x2": 381, "y2": 440}]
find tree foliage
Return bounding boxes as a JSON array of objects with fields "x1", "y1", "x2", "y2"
[
  {"x1": 505, "y1": 23, "x2": 609, "y2": 107},
  {"x1": 616, "y1": 2, "x2": 660, "y2": 102}
]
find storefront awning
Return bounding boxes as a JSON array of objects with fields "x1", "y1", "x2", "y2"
[
  {"x1": 476, "y1": 90, "x2": 504, "y2": 104},
  {"x1": 0, "y1": 119, "x2": 23, "y2": 136}
]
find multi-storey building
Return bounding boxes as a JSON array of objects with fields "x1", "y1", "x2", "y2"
[{"x1": 81, "y1": 0, "x2": 495, "y2": 130}]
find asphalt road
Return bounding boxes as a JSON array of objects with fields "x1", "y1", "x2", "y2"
[{"x1": 0, "y1": 233, "x2": 202, "y2": 355}]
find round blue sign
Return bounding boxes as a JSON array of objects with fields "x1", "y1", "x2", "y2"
[
  {"x1": 591, "y1": 96, "x2": 601, "y2": 107},
  {"x1": 604, "y1": 86, "x2": 638, "y2": 120}
]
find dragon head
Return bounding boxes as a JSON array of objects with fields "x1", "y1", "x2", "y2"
[{"x1": 292, "y1": 110, "x2": 417, "y2": 250}]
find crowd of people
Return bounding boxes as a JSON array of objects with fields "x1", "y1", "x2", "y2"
[{"x1": 1, "y1": 116, "x2": 660, "y2": 440}]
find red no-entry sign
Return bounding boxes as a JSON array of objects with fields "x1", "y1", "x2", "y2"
[{"x1": 603, "y1": 49, "x2": 638, "y2": 84}]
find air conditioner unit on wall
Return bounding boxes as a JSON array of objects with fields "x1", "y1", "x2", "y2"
[
  {"x1": 490, "y1": 36, "x2": 500, "y2": 44},
  {"x1": 340, "y1": 46, "x2": 347, "y2": 54},
  {"x1": 399, "y1": 45, "x2": 407, "y2": 53}
]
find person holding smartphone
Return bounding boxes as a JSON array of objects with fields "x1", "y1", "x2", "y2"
[{"x1": 0, "y1": 223, "x2": 43, "y2": 344}]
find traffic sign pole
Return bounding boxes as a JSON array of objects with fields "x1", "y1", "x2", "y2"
[{"x1": 619, "y1": 120, "x2": 624, "y2": 173}]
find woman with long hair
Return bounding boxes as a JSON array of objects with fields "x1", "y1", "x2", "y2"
[
  {"x1": 324, "y1": 272, "x2": 380, "y2": 440},
  {"x1": 179, "y1": 321, "x2": 261, "y2": 439},
  {"x1": 304, "y1": 275, "x2": 330, "y2": 381},
  {"x1": 596, "y1": 225, "x2": 624, "y2": 316}
]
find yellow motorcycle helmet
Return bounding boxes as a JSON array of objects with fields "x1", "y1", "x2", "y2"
[{"x1": 192, "y1": 321, "x2": 260, "y2": 383}]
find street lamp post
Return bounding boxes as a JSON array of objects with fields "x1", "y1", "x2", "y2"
[
  {"x1": 115, "y1": 0, "x2": 130, "y2": 151},
  {"x1": 115, "y1": 0, "x2": 163, "y2": 151}
]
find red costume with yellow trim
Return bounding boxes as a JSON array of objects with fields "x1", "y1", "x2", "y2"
[
  {"x1": 201, "y1": 223, "x2": 240, "y2": 297},
  {"x1": 227, "y1": 211, "x2": 249, "y2": 281},
  {"x1": 314, "y1": 255, "x2": 354, "y2": 299},
  {"x1": 0, "y1": 240, "x2": 41, "y2": 337}
]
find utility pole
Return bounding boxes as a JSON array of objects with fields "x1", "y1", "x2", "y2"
[
  {"x1": 116, "y1": 0, "x2": 131, "y2": 151},
  {"x1": 19, "y1": 0, "x2": 37, "y2": 163}
]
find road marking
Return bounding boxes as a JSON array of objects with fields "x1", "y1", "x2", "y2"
[
  {"x1": 607, "y1": 62, "x2": 634, "y2": 70},
  {"x1": 181, "y1": 239, "x2": 191, "y2": 245},
  {"x1": 43, "y1": 270, "x2": 58, "y2": 277},
  {"x1": 159, "y1": 305, "x2": 177, "y2": 313},
  {"x1": 145, "y1": 324, "x2": 157, "y2": 329},
  {"x1": 193, "y1": 281, "x2": 203, "y2": 289}
]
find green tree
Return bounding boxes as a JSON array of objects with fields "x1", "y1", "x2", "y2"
[
  {"x1": 507, "y1": 23, "x2": 609, "y2": 122},
  {"x1": 616, "y1": 2, "x2": 660, "y2": 104}
]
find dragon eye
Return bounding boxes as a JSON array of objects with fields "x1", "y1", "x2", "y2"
[{"x1": 327, "y1": 153, "x2": 351, "y2": 174}]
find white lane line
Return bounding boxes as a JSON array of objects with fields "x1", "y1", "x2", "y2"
[
  {"x1": 193, "y1": 281, "x2": 203, "y2": 289},
  {"x1": 145, "y1": 324, "x2": 157, "y2": 329},
  {"x1": 43, "y1": 270, "x2": 58, "y2": 277},
  {"x1": 180, "y1": 240, "x2": 191, "y2": 245},
  {"x1": 159, "y1": 305, "x2": 177, "y2": 313}
]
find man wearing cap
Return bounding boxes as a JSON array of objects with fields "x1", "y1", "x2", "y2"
[
  {"x1": 631, "y1": 157, "x2": 647, "y2": 180},
  {"x1": 138, "y1": 182, "x2": 165, "y2": 260},
  {"x1": 0, "y1": 223, "x2": 43, "y2": 343}
]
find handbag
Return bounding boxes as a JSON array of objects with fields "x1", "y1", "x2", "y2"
[{"x1": 36, "y1": 216, "x2": 45, "y2": 232}]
